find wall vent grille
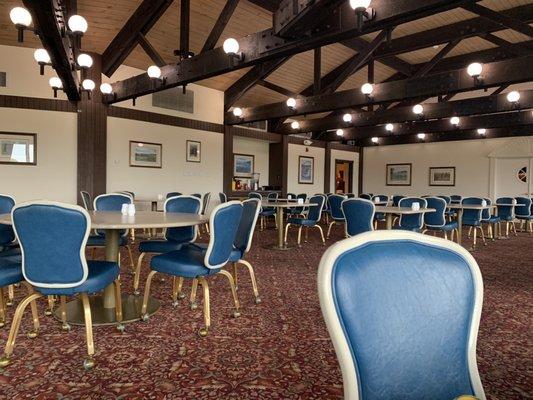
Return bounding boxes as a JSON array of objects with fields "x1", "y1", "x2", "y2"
[
  {"x1": 0, "y1": 72, "x2": 6, "y2": 87},
  {"x1": 152, "y1": 87, "x2": 194, "y2": 113}
]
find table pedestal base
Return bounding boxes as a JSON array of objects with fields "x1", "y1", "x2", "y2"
[
  {"x1": 53, "y1": 294, "x2": 160, "y2": 326},
  {"x1": 264, "y1": 244, "x2": 295, "y2": 251}
]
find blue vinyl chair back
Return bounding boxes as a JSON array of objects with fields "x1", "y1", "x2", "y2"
[
  {"x1": 392, "y1": 195, "x2": 405, "y2": 207},
  {"x1": 234, "y1": 199, "x2": 261, "y2": 255},
  {"x1": 437, "y1": 195, "x2": 451, "y2": 205},
  {"x1": 515, "y1": 197, "x2": 532, "y2": 217},
  {"x1": 286, "y1": 193, "x2": 296, "y2": 200},
  {"x1": 481, "y1": 198, "x2": 493, "y2": 221},
  {"x1": 307, "y1": 195, "x2": 325, "y2": 223},
  {"x1": 359, "y1": 193, "x2": 371, "y2": 200},
  {"x1": 291, "y1": 193, "x2": 308, "y2": 214},
  {"x1": 450, "y1": 195, "x2": 463, "y2": 204},
  {"x1": 165, "y1": 196, "x2": 201, "y2": 243},
  {"x1": 167, "y1": 192, "x2": 182, "y2": 199},
  {"x1": 345, "y1": 193, "x2": 356, "y2": 199},
  {"x1": 372, "y1": 195, "x2": 388, "y2": 204},
  {"x1": 318, "y1": 231, "x2": 485, "y2": 400},
  {"x1": 204, "y1": 202, "x2": 243, "y2": 269},
  {"x1": 218, "y1": 192, "x2": 227, "y2": 203},
  {"x1": 202, "y1": 192, "x2": 211, "y2": 214},
  {"x1": 94, "y1": 193, "x2": 132, "y2": 236},
  {"x1": 329, "y1": 195, "x2": 346, "y2": 221},
  {"x1": 496, "y1": 197, "x2": 514, "y2": 221},
  {"x1": 191, "y1": 193, "x2": 201, "y2": 199},
  {"x1": 13, "y1": 202, "x2": 90, "y2": 288},
  {"x1": 424, "y1": 197, "x2": 447, "y2": 227},
  {"x1": 248, "y1": 192, "x2": 262, "y2": 200},
  {"x1": 462, "y1": 197, "x2": 483, "y2": 225},
  {"x1": 398, "y1": 197, "x2": 427, "y2": 230},
  {"x1": 342, "y1": 199, "x2": 374, "y2": 237},
  {"x1": 0, "y1": 194, "x2": 16, "y2": 247}
]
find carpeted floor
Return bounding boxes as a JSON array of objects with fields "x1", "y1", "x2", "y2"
[{"x1": 0, "y1": 223, "x2": 531, "y2": 399}]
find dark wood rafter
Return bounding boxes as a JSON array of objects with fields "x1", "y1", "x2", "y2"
[
  {"x1": 201, "y1": 0, "x2": 240, "y2": 53},
  {"x1": 412, "y1": 39, "x2": 461, "y2": 79},
  {"x1": 101, "y1": 0, "x2": 174, "y2": 77},
  {"x1": 225, "y1": 56, "x2": 533, "y2": 124},
  {"x1": 137, "y1": 33, "x2": 166, "y2": 67},
  {"x1": 314, "y1": 47, "x2": 322, "y2": 95},
  {"x1": 179, "y1": 0, "x2": 191, "y2": 55},
  {"x1": 257, "y1": 80, "x2": 298, "y2": 98},
  {"x1": 23, "y1": 0, "x2": 80, "y2": 101},
  {"x1": 277, "y1": 90, "x2": 533, "y2": 134},
  {"x1": 461, "y1": 3, "x2": 533, "y2": 38},
  {"x1": 491, "y1": 85, "x2": 509, "y2": 96},
  {"x1": 107, "y1": 0, "x2": 480, "y2": 104},
  {"x1": 246, "y1": 0, "x2": 280, "y2": 13},
  {"x1": 480, "y1": 33, "x2": 533, "y2": 57}
]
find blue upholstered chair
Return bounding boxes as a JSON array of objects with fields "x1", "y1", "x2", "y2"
[
  {"x1": 191, "y1": 193, "x2": 202, "y2": 199},
  {"x1": 392, "y1": 195, "x2": 405, "y2": 207},
  {"x1": 140, "y1": 201, "x2": 243, "y2": 336},
  {"x1": 284, "y1": 195, "x2": 326, "y2": 246},
  {"x1": 326, "y1": 194, "x2": 347, "y2": 239},
  {"x1": 0, "y1": 252, "x2": 27, "y2": 330},
  {"x1": 260, "y1": 192, "x2": 278, "y2": 230},
  {"x1": 359, "y1": 193, "x2": 372, "y2": 200},
  {"x1": 372, "y1": 195, "x2": 388, "y2": 229},
  {"x1": 342, "y1": 198, "x2": 374, "y2": 237},
  {"x1": 496, "y1": 197, "x2": 517, "y2": 237},
  {"x1": 480, "y1": 198, "x2": 500, "y2": 241},
  {"x1": 200, "y1": 192, "x2": 212, "y2": 234},
  {"x1": 1, "y1": 201, "x2": 123, "y2": 370},
  {"x1": 134, "y1": 195, "x2": 202, "y2": 294},
  {"x1": 450, "y1": 195, "x2": 463, "y2": 204},
  {"x1": 286, "y1": 193, "x2": 296, "y2": 200},
  {"x1": 423, "y1": 197, "x2": 458, "y2": 240},
  {"x1": 167, "y1": 192, "x2": 182, "y2": 199},
  {"x1": 248, "y1": 192, "x2": 262, "y2": 199},
  {"x1": 395, "y1": 197, "x2": 427, "y2": 232},
  {"x1": 462, "y1": 197, "x2": 487, "y2": 249},
  {"x1": 93, "y1": 193, "x2": 135, "y2": 269},
  {"x1": 318, "y1": 231, "x2": 485, "y2": 400},
  {"x1": 515, "y1": 197, "x2": 533, "y2": 233},
  {"x1": 219, "y1": 192, "x2": 227, "y2": 204},
  {"x1": 0, "y1": 195, "x2": 18, "y2": 255},
  {"x1": 80, "y1": 191, "x2": 93, "y2": 211},
  {"x1": 287, "y1": 193, "x2": 307, "y2": 217},
  {"x1": 345, "y1": 193, "x2": 356, "y2": 199}
]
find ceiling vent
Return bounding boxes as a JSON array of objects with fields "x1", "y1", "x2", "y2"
[{"x1": 152, "y1": 87, "x2": 194, "y2": 114}]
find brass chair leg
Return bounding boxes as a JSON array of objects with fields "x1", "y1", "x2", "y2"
[
  {"x1": 450, "y1": 229, "x2": 455, "y2": 242},
  {"x1": 141, "y1": 270, "x2": 158, "y2": 320},
  {"x1": 479, "y1": 226, "x2": 487, "y2": 246},
  {"x1": 60, "y1": 296, "x2": 70, "y2": 331},
  {"x1": 133, "y1": 252, "x2": 146, "y2": 295},
  {"x1": 190, "y1": 278, "x2": 199, "y2": 310},
  {"x1": 218, "y1": 270, "x2": 241, "y2": 318},
  {"x1": 80, "y1": 293, "x2": 95, "y2": 370},
  {"x1": 284, "y1": 223, "x2": 291, "y2": 244},
  {"x1": 0, "y1": 292, "x2": 42, "y2": 368},
  {"x1": 327, "y1": 221, "x2": 335, "y2": 239},
  {"x1": 473, "y1": 227, "x2": 477, "y2": 250},
  {"x1": 125, "y1": 245, "x2": 135, "y2": 270},
  {"x1": 114, "y1": 279, "x2": 124, "y2": 332},
  {"x1": 171, "y1": 277, "x2": 185, "y2": 306},
  {"x1": 23, "y1": 283, "x2": 40, "y2": 338},
  {"x1": 6, "y1": 285, "x2": 14, "y2": 306},
  {"x1": 511, "y1": 221, "x2": 518, "y2": 236},
  {"x1": 198, "y1": 277, "x2": 210, "y2": 337},
  {"x1": 444, "y1": 231, "x2": 448, "y2": 240},
  {"x1": 316, "y1": 225, "x2": 326, "y2": 245},
  {"x1": 44, "y1": 295, "x2": 55, "y2": 316},
  {"x1": 467, "y1": 226, "x2": 472, "y2": 238},
  {"x1": 0, "y1": 288, "x2": 5, "y2": 328},
  {"x1": 237, "y1": 259, "x2": 261, "y2": 303},
  {"x1": 233, "y1": 262, "x2": 239, "y2": 291},
  {"x1": 297, "y1": 226, "x2": 303, "y2": 246}
]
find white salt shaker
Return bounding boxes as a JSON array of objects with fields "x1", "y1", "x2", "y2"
[
  {"x1": 121, "y1": 204, "x2": 129, "y2": 215},
  {"x1": 411, "y1": 202, "x2": 420, "y2": 211},
  {"x1": 127, "y1": 203, "x2": 136, "y2": 216}
]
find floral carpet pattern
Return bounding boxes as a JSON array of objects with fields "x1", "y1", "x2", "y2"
[{"x1": 0, "y1": 224, "x2": 531, "y2": 399}]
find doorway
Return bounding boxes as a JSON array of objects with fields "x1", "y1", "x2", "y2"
[{"x1": 335, "y1": 160, "x2": 354, "y2": 194}]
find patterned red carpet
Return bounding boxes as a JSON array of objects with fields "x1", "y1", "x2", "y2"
[{"x1": 0, "y1": 224, "x2": 531, "y2": 399}]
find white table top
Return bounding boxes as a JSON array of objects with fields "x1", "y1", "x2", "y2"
[
  {"x1": 261, "y1": 201, "x2": 317, "y2": 208},
  {"x1": 0, "y1": 211, "x2": 207, "y2": 230},
  {"x1": 375, "y1": 206, "x2": 436, "y2": 214},
  {"x1": 448, "y1": 204, "x2": 496, "y2": 210}
]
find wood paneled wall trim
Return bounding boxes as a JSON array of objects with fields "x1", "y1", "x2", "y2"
[
  {"x1": 232, "y1": 126, "x2": 282, "y2": 143},
  {"x1": 329, "y1": 142, "x2": 360, "y2": 153},
  {"x1": 324, "y1": 143, "x2": 331, "y2": 193},
  {"x1": 0, "y1": 95, "x2": 76, "y2": 113}
]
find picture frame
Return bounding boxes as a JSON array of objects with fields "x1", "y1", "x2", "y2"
[
  {"x1": 0, "y1": 132, "x2": 36, "y2": 165},
  {"x1": 298, "y1": 156, "x2": 314, "y2": 184},
  {"x1": 233, "y1": 153, "x2": 254, "y2": 177},
  {"x1": 129, "y1": 141, "x2": 162, "y2": 168},
  {"x1": 429, "y1": 166, "x2": 456, "y2": 186},
  {"x1": 386, "y1": 163, "x2": 412, "y2": 186},
  {"x1": 186, "y1": 140, "x2": 201, "y2": 163}
]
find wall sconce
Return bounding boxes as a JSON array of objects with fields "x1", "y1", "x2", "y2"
[
  {"x1": 10, "y1": 7, "x2": 33, "y2": 43},
  {"x1": 81, "y1": 79, "x2": 95, "y2": 100},
  {"x1": 49, "y1": 77, "x2": 63, "y2": 98},
  {"x1": 286, "y1": 97, "x2": 297, "y2": 110},
  {"x1": 34, "y1": 49, "x2": 51, "y2": 75},
  {"x1": 232, "y1": 107, "x2": 243, "y2": 120},
  {"x1": 371, "y1": 137, "x2": 379, "y2": 144},
  {"x1": 412, "y1": 104, "x2": 424, "y2": 119},
  {"x1": 223, "y1": 38, "x2": 244, "y2": 63},
  {"x1": 477, "y1": 128, "x2": 486, "y2": 136},
  {"x1": 450, "y1": 116, "x2": 460, "y2": 128},
  {"x1": 417, "y1": 133, "x2": 426, "y2": 141},
  {"x1": 291, "y1": 121, "x2": 300, "y2": 130},
  {"x1": 336, "y1": 129, "x2": 344, "y2": 137},
  {"x1": 147, "y1": 66, "x2": 166, "y2": 87},
  {"x1": 361, "y1": 83, "x2": 374, "y2": 101},
  {"x1": 506, "y1": 91, "x2": 520, "y2": 108},
  {"x1": 349, "y1": 0, "x2": 375, "y2": 31},
  {"x1": 100, "y1": 83, "x2": 116, "y2": 101},
  {"x1": 467, "y1": 63, "x2": 483, "y2": 86},
  {"x1": 385, "y1": 123, "x2": 394, "y2": 132},
  {"x1": 343, "y1": 113, "x2": 353, "y2": 123}
]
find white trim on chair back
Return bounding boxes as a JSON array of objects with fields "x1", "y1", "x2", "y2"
[{"x1": 317, "y1": 231, "x2": 485, "y2": 400}]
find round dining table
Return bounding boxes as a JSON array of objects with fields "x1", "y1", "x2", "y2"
[{"x1": 0, "y1": 210, "x2": 206, "y2": 326}]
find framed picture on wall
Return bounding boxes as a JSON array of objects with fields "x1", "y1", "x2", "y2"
[
  {"x1": 298, "y1": 156, "x2": 314, "y2": 184},
  {"x1": 233, "y1": 153, "x2": 254, "y2": 177},
  {"x1": 129, "y1": 141, "x2": 162, "y2": 168},
  {"x1": 386, "y1": 163, "x2": 411, "y2": 186},
  {"x1": 0, "y1": 132, "x2": 36, "y2": 165},
  {"x1": 429, "y1": 167, "x2": 456, "y2": 186},
  {"x1": 186, "y1": 140, "x2": 201, "y2": 163}
]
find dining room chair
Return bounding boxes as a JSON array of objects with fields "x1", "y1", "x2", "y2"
[
  {"x1": 392, "y1": 195, "x2": 405, "y2": 207},
  {"x1": 359, "y1": 193, "x2": 371, "y2": 200},
  {"x1": 259, "y1": 192, "x2": 278, "y2": 230},
  {"x1": 395, "y1": 197, "x2": 427, "y2": 232},
  {"x1": 0, "y1": 201, "x2": 123, "y2": 370},
  {"x1": 201, "y1": 192, "x2": 212, "y2": 234},
  {"x1": 515, "y1": 197, "x2": 532, "y2": 233},
  {"x1": 345, "y1": 193, "x2": 356, "y2": 199},
  {"x1": 80, "y1": 191, "x2": 93, "y2": 211},
  {"x1": 284, "y1": 195, "x2": 326, "y2": 246},
  {"x1": 326, "y1": 194, "x2": 347, "y2": 239},
  {"x1": 140, "y1": 201, "x2": 243, "y2": 337},
  {"x1": 496, "y1": 197, "x2": 518, "y2": 237},
  {"x1": 287, "y1": 193, "x2": 307, "y2": 218},
  {"x1": 166, "y1": 192, "x2": 182, "y2": 199},
  {"x1": 342, "y1": 198, "x2": 374, "y2": 237},
  {"x1": 462, "y1": 197, "x2": 487, "y2": 250},
  {"x1": 423, "y1": 197, "x2": 458, "y2": 240},
  {"x1": 134, "y1": 195, "x2": 202, "y2": 295},
  {"x1": 450, "y1": 195, "x2": 463, "y2": 204},
  {"x1": 318, "y1": 230, "x2": 485, "y2": 400},
  {"x1": 191, "y1": 193, "x2": 202, "y2": 199},
  {"x1": 481, "y1": 198, "x2": 500, "y2": 241},
  {"x1": 248, "y1": 192, "x2": 262, "y2": 199},
  {"x1": 0, "y1": 194, "x2": 21, "y2": 309},
  {"x1": 218, "y1": 192, "x2": 227, "y2": 204},
  {"x1": 0, "y1": 250, "x2": 30, "y2": 330},
  {"x1": 372, "y1": 195, "x2": 388, "y2": 229}
]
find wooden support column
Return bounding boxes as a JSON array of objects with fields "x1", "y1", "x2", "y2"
[
  {"x1": 180, "y1": 0, "x2": 191, "y2": 55},
  {"x1": 77, "y1": 53, "x2": 107, "y2": 205},
  {"x1": 223, "y1": 125, "x2": 234, "y2": 194},
  {"x1": 314, "y1": 48, "x2": 321, "y2": 95},
  {"x1": 324, "y1": 142, "x2": 331, "y2": 193},
  {"x1": 269, "y1": 134, "x2": 289, "y2": 196},
  {"x1": 358, "y1": 147, "x2": 364, "y2": 195}
]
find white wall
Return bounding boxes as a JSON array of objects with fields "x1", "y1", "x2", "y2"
[
  {"x1": 233, "y1": 136, "x2": 270, "y2": 185},
  {"x1": 363, "y1": 137, "x2": 524, "y2": 198},
  {"x1": 287, "y1": 144, "x2": 325, "y2": 195},
  {"x1": 330, "y1": 149, "x2": 359, "y2": 194}
]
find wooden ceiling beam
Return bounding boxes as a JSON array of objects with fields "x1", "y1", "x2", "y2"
[
  {"x1": 462, "y1": 3, "x2": 533, "y2": 38},
  {"x1": 101, "y1": 0, "x2": 174, "y2": 77},
  {"x1": 257, "y1": 80, "x2": 298, "y2": 97},
  {"x1": 225, "y1": 55, "x2": 533, "y2": 124},
  {"x1": 481, "y1": 33, "x2": 533, "y2": 57},
  {"x1": 179, "y1": 0, "x2": 190, "y2": 55},
  {"x1": 246, "y1": 0, "x2": 280, "y2": 12},
  {"x1": 201, "y1": 0, "x2": 241, "y2": 53},
  {"x1": 137, "y1": 33, "x2": 166, "y2": 67}
]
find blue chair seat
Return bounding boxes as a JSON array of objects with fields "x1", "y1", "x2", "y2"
[
  {"x1": 486, "y1": 216, "x2": 501, "y2": 223},
  {"x1": 260, "y1": 209, "x2": 276, "y2": 217},
  {"x1": 184, "y1": 243, "x2": 243, "y2": 263},
  {"x1": 139, "y1": 240, "x2": 184, "y2": 254},
  {"x1": 0, "y1": 261, "x2": 23, "y2": 287},
  {"x1": 87, "y1": 235, "x2": 128, "y2": 247},
  {"x1": 374, "y1": 212, "x2": 386, "y2": 221},
  {"x1": 428, "y1": 221, "x2": 458, "y2": 231},
  {"x1": 516, "y1": 215, "x2": 533, "y2": 220},
  {"x1": 393, "y1": 225, "x2": 421, "y2": 232},
  {"x1": 151, "y1": 248, "x2": 219, "y2": 279},
  {"x1": 462, "y1": 220, "x2": 481, "y2": 227},
  {"x1": 287, "y1": 217, "x2": 316, "y2": 226},
  {"x1": 38, "y1": 261, "x2": 119, "y2": 296}
]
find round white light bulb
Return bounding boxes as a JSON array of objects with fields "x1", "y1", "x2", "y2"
[
  {"x1": 147, "y1": 65, "x2": 162, "y2": 79},
  {"x1": 223, "y1": 38, "x2": 240, "y2": 54},
  {"x1": 291, "y1": 121, "x2": 300, "y2": 130},
  {"x1": 413, "y1": 104, "x2": 424, "y2": 115},
  {"x1": 385, "y1": 123, "x2": 394, "y2": 132},
  {"x1": 343, "y1": 113, "x2": 353, "y2": 123},
  {"x1": 100, "y1": 83, "x2": 113, "y2": 94},
  {"x1": 417, "y1": 133, "x2": 426, "y2": 140},
  {"x1": 68, "y1": 15, "x2": 88, "y2": 33},
  {"x1": 450, "y1": 116, "x2": 460, "y2": 126},
  {"x1": 506, "y1": 91, "x2": 520, "y2": 103},
  {"x1": 77, "y1": 53, "x2": 93, "y2": 68},
  {"x1": 233, "y1": 107, "x2": 243, "y2": 117},
  {"x1": 49, "y1": 77, "x2": 62, "y2": 89},
  {"x1": 82, "y1": 79, "x2": 95, "y2": 91},
  {"x1": 467, "y1": 62, "x2": 483, "y2": 77},
  {"x1": 286, "y1": 97, "x2": 297, "y2": 109},
  {"x1": 336, "y1": 129, "x2": 344, "y2": 137},
  {"x1": 477, "y1": 128, "x2": 486, "y2": 135},
  {"x1": 361, "y1": 83, "x2": 374, "y2": 95},
  {"x1": 10, "y1": 7, "x2": 32, "y2": 27},
  {"x1": 371, "y1": 137, "x2": 379, "y2": 143},
  {"x1": 349, "y1": 0, "x2": 371, "y2": 11},
  {"x1": 34, "y1": 49, "x2": 50, "y2": 64}
]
